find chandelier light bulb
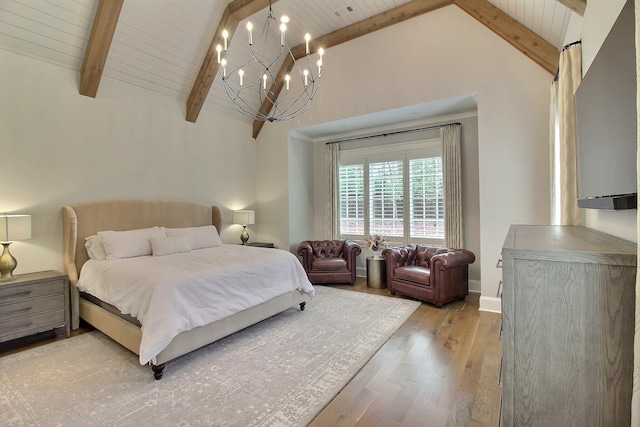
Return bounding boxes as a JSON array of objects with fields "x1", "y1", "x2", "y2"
[
  {"x1": 216, "y1": 44, "x2": 222, "y2": 63},
  {"x1": 263, "y1": 74, "x2": 268, "y2": 90},
  {"x1": 221, "y1": 58, "x2": 227, "y2": 77},
  {"x1": 239, "y1": 69, "x2": 244, "y2": 86},
  {"x1": 280, "y1": 15, "x2": 289, "y2": 24},
  {"x1": 303, "y1": 69, "x2": 309, "y2": 86},
  {"x1": 285, "y1": 74, "x2": 290, "y2": 90}
]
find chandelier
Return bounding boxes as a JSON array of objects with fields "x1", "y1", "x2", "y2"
[{"x1": 217, "y1": 1, "x2": 324, "y2": 122}]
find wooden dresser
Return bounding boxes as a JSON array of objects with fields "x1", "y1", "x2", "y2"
[
  {"x1": 500, "y1": 225, "x2": 636, "y2": 427},
  {"x1": 0, "y1": 270, "x2": 69, "y2": 342}
]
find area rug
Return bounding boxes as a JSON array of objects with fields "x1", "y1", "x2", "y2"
[{"x1": 0, "y1": 286, "x2": 420, "y2": 426}]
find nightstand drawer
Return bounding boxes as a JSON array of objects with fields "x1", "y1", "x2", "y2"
[
  {"x1": 0, "y1": 278, "x2": 65, "y2": 304},
  {"x1": 0, "y1": 294, "x2": 65, "y2": 319},
  {"x1": 0, "y1": 309, "x2": 65, "y2": 341}
]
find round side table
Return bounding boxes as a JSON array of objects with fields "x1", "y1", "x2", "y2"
[{"x1": 366, "y1": 256, "x2": 387, "y2": 289}]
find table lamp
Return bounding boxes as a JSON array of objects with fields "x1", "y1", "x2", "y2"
[
  {"x1": 233, "y1": 210, "x2": 255, "y2": 245},
  {"x1": 0, "y1": 214, "x2": 32, "y2": 278}
]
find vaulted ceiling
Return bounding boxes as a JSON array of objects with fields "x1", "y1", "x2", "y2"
[{"x1": 1, "y1": 0, "x2": 585, "y2": 138}]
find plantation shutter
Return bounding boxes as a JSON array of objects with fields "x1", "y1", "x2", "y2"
[
  {"x1": 409, "y1": 157, "x2": 444, "y2": 238},
  {"x1": 369, "y1": 160, "x2": 403, "y2": 237},
  {"x1": 339, "y1": 164, "x2": 364, "y2": 235}
]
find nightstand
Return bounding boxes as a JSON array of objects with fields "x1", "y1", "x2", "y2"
[
  {"x1": 0, "y1": 270, "x2": 69, "y2": 343},
  {"x1": 246, "y1": 242, "x2": 275, "y2": 248}
]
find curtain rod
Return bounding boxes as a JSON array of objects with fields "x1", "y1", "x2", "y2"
[{"x1": 326, "y1": 122, "x2": 461, "y2": 145}]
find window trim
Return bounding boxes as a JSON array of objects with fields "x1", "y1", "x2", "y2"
[{"x1": 338, "y1": 137, "x2": 444, "y2": 246}]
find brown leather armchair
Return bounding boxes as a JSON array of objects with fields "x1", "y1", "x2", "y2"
[
  {"x1": 297, "y1": 240, "x2": 362, "y2": 285},
  {"x1": 382, "y1": 245, "x2": 475, "y2": 307}
]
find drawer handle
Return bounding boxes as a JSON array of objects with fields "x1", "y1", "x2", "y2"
[
  {"x1": 5, "y1": 290, "x2": 32, "y2": 299},
  {"x1": 496, "y1": 259, "x2": 502, "y2": 268}
]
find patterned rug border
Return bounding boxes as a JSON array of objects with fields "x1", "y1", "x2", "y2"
[{"x1": 0, "y1": 286, "x2": 421, "y2": 426}]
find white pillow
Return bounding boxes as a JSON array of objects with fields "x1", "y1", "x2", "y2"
[
  {"x1": 85, "y1": 235, "x2": 107, "y2": 261},
  {"x1": 150, "y1": 236, "x2": 191, "y2": 257},
  {"x1": 166, "y1": 225, "x2": 222, "y2": 249},
  {"x1": 98, "y1": 227, "x2": 166, "y2": 260}
]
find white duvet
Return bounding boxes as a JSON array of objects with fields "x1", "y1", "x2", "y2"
[{"x1": 77, "y1": 245, "x2": 315, "y2": 365}]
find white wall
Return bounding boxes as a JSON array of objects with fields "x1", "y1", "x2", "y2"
[
  {"x1": 255, "y1": 5, "x2": 552, "y2": 311},
  {"x1": 288, "y1": 134, "x2": 315, "y2": 253},
  {"x1": 0, "y1": 49, "x2": 256, "y2": 275},
  {"x1": 563, "y1": 0, "x2": 637, "y2": 243}
]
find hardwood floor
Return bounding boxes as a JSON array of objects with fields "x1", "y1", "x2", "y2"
[
  {"x1": 0, "y1": 277, "x2": 502, "y2": 427},
  {"x1": 310, "y1": 277, "x2": 503, "y2": 427}
]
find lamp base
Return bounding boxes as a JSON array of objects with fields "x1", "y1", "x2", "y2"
[
  {"x1": 0, "y1": 242, "x2": 17, "y2": 279},
  {"x1": 240, "y1": 226, "x2": 250, "y2": 245}
]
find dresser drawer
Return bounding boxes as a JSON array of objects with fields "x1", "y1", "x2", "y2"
[
  {"x1": 0, "y1": 278, "x2": 65, "y2": 304},
  {"x1": 0, "y1": 294, "x2": 65, "y2": 319},
  {"x1": 0, "y1": 309, "x2": 66, "y2": 341}
]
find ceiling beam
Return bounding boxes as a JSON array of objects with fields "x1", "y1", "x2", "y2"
[
  {"x1": 252, "y1": 0, "x2": 455, "y2": 138},
  {"x1": 79, "y1": 0, "x2": 124, "y2": 98},
  {"x1": 186, "y1": 0, "x2": 277, "y2": 123},
  {"x1": 556, "y1": 0, "x2": 586, "y2": 16},
  {"x1": 454, "y1": 0, "x2": 559, "y2": 74}
]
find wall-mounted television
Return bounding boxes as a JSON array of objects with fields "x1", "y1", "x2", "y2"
[{"x1": 575, "y1": 0, "x2": 637, "y2": 210}]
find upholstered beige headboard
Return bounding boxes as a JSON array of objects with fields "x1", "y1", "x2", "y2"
[{"x1": 62, "y1": 199, "x2": 222, "y2": 329}]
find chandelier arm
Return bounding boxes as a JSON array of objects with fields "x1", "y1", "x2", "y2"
[
  {"x1": 274, "y1": 82, "x2": 316, "y2": 118},
  {"x1": 224, "y1": 82, "x2": 263, "y2": 119}
]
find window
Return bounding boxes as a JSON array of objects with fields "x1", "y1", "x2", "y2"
[
  {"x1": 409, "y1": 157, "x2": 444, "y2": 238},
  {"x1": 339, "y1": 165, "x2": 364, "y2": 235},
  {"x1": 339, "y1": 139, "x2": 444, "y2": 245}
]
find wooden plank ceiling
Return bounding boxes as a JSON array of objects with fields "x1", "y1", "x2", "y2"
[{"x1": 21, "y1": 0, "x2": 585, "y2": 138}]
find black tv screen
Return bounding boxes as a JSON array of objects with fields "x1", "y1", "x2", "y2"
[{"x1": 575, "y1": 0, "x2": 637, "y2": 210}]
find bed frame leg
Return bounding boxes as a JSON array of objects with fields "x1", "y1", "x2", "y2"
[
  {"x1": 152, "y1": 363, "x2": 165, "y2": 380},
  {"x1": 299, "y1": 301, "x2": 306, "y2": 311}
]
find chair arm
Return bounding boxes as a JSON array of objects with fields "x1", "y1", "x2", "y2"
[
  {"x1": 342, "y1": 240, "x2": 362, "y2": 269},
  {"x1": 297, "y1": 241, "x2": 314, "y2": 271},
  {"x1": 430, "y1": 249, "x2": 476, "y2": 271}
]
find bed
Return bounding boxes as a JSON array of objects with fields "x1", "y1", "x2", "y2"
[{"x1": 62, "y1": 199, "x2": 313, "y2": 379}]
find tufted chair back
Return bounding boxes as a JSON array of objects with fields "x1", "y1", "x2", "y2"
[
  {"x1": 414, "y1": 246, "x2": 449, "y2": 267},
  {"x1": 311, "y1": 240, "x2": 345, "y2": 258}
]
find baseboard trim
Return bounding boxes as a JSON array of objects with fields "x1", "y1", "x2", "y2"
[{"x1": 479, "y1": 296, "x2": 502, "y2": 313}]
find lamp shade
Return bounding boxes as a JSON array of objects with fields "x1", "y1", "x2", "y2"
[
  {"x1": 0, "y1": 214, "x2": 31, "y2": 242},
  {"x1": 233, "y1": 210, "x2": 255, "y2": 226}
]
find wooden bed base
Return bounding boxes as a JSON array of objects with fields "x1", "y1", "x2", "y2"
[{"x1": 62, "y1": 199, "x2": 310, "y2": 379}]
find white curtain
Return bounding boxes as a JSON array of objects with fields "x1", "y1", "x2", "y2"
[
  {"x1": 631, "y1": 0, "x2": 640, "y2": 423},
  {"x1": 550, "y1": 42, "x2": 583, "y2": 225},
  {"x1": 442, "y1": 124, "x2": 463, "y2": 248},
  {"x1": 324, "y1": 142, "x2": 340, "y2": 240}
]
